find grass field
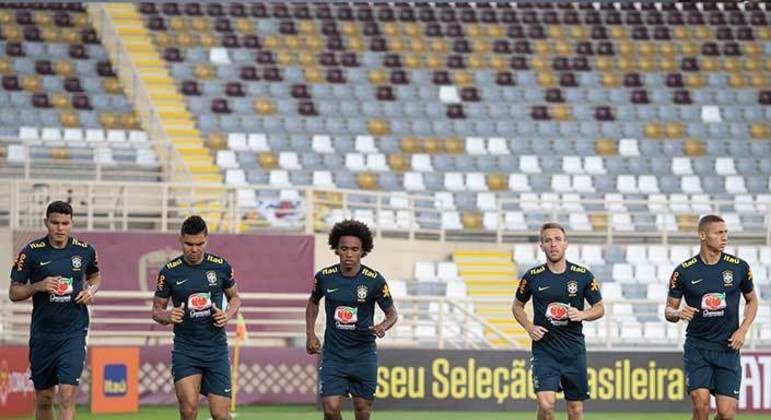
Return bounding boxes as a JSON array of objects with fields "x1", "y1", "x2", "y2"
[{"x1": 8, "y1": 405, "x2": 770, "y2": 419}]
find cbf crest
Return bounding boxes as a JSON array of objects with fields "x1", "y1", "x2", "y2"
[
  {"x1": 567, "y1": 280, "x2": 578, "y2": 296},
  {"x1": 71, "y1": 256, "x2": 82, "y2": 270},
  {"x1": 722, "y1": 270, "x2": 734, "y2": 287},
  {"x1": 356, "y1": 285, "x2": 368, "y2": 302},
  {"x1": 206, "y1": 271, "x2": 218, "y2": 286}
]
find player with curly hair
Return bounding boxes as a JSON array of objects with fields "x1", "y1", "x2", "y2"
[{"x1": 305, "y1": 219, "x2": 398, "y2": 420}]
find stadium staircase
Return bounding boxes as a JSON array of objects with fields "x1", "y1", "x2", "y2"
[
  {"x1": 452, "y1": 250, "x2": 529, "y2": 347},
  {"x1": 86, "y1": 4, "x2": 243, "y2": 230}
]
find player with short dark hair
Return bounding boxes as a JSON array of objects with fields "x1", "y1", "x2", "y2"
[
  {"x1": 152, "y1": 215, "x2": 241, "y2": 420},
  {"x1": 512, "y1": 222, "x2": 604, "y2": 420},
  {"x1": 665, "y1": 214, "x2": 757, "y2": 420},
  {"x1": 306, "y1": 220, "x2": 398, "y2": 420},
  {"x1": 9, "y1": 200, "x2": 101, "y2": 420}
]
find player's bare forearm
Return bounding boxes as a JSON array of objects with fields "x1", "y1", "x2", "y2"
[
  {"x1": 86, "y1": 272, "x2": 101, "y2": 293},
  {"x1": 665, "y1": 296, "x2": 682, "y2": 323},
  {"x1": 224, "y1": 286, "x2": 241, "y2": 319},
  {"x1": 738, "y1": 290, "x2": 758, "y2": 333},
  {"x1": 8, "y1": 282, "x2": 34, "y2": 302},
  {"x1": 152, "y1": 297, "x2": 172, "y2": 325},
  {"x1": 379, "y1": 305, "x2": 398, "y2": 331},
  {"x1": 305, "y1": 298, "x2": 319, "y2": 336},
  {"x1": 582, "y1": 301, "x2": 604, "y2": 321},
  {"x1": 511, "y1": 299, "x2": 533, "y2": 331}
]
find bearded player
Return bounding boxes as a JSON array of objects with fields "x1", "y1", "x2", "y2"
[
  {"x1": 152, "y1": 215, "x2": 241, "y2": 420},
  {"x1": 306, "y1": 220, "x2": 398, "y2": 420},
  {"x1": 512, "y1": 222, "x2": 604, "y2": 420},
  {"x1": 666, "y1": 214, "x2": 757, "y2": 420}
]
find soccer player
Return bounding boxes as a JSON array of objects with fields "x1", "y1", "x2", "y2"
[
  {"x1": 512, "y1": 222, "x2": 604, "y2": 420},
  {"x1": 9, "y1": 200, "x2": 101, "y2": 420},
  {"x1": 305, "y1": 220, "x2": 398, "y2": 420},
  {"x1": 152, "y1": 215, "x2": 241, "y2": 420},
  {"x1": 665, "y1": 214, "x2": 757, "y2": 420}
]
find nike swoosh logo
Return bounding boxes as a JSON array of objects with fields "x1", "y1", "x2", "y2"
[
  {"x1": 40, "y1": 261, "x2": 52, "y2": 266},
  {"x1": 224, "y1": 388, "x2": 231, "y2": 392},
  {"x1": 327, "y1": 288, "x2": 338, "y2": 293},
  {"x1": 538, "y1": 286, "x2": 550, "y2": 291},
  {"x1": 733, "y1": 389, "x2": 740, "y2": 394},
  {"x1": 691, "y1": 279, "x2": 703, "y2": 284},
  {"x1": 176, "y1": 279, "x2": 188, "y2": 285}
]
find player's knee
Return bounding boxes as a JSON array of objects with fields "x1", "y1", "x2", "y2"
[
  {"x1": 35, "y1": 391, "x2": 54, "y2": 408},
  {"x1": 692, "y1": 398, "x2": 710, "y2": 414},
  {"x1": 322, "y1": 401, "x2": 342, "y2": 417},
  {"x1": 567, "y1": 402, "x2": 583, "y2": 417},
  {"x1": 179, "y1": 402, "x2": 198, "y2": 418},
  {"x1": 537, "y1": 399, "x2": 556, "y2": 414},
  {"x1": 716, "y1": 406, "x2": 736, "y2": 420},
  {"x1": 354, "y1": 403, "x2": 372, "y2": 416},
  {"x1": 210, "y1": 410, "x2": 230, "y2": 420}
]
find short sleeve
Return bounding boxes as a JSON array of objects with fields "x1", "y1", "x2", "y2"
[
  {"x1": 584, "y1": 273, "x2": 602, "y2": 305},
  {"x1": 309, "y1": 274, "x2": 323, "y2": 304},
  {"x1": 154, "y1": 268, "x2": 171, "y2": 299},
  {"x1": 10, "y1": 246, "x2": 32, "y2": 284},
  {"x1": 667, "y1": 267, "x2": 684, "y2": 299},
  {"x1": 515, "y1": 274, "x2": 531, "y2": 303},
  {"x1": 223, "y1": 261, "x2": 236, "y2": 290},
  {"x1": 741, "y1": 262, "x2": 754, "y2": 294},
  {"x1": 85, "y1": 245, "x2": 99, "y2": 276},
  {"x1": 375, "y1": 275, "x2": 394, "y2": 310}
]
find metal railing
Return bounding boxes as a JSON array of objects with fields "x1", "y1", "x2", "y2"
[
  {"x1": 1, "y1": 179, "x2": 769, "y2": 244},
  {"x1": 2, "y1": 292, "x2": 767, "y2": 351},
  {"x1": 86, "y1": 3, "x2": 192, "y2": 183}
]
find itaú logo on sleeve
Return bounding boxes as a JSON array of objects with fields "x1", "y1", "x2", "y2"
[
  {"x1": 701, "y1": 292, "x2": 726, "y2": 317},
  {"x1": 103, "y1": 364, "x2": 127, "y2": 397}
]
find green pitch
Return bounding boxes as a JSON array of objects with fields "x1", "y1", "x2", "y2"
[{"x1": 8, "y1": 405, "x2": 770, "y2": 419}]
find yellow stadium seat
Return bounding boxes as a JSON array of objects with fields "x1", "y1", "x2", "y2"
[
  {"x1": 658, "y1": 59, "x2": 677, "y2": 72},
  {"x1": 403, "y1": 23, "x2": 421, "y2": 37},
  {"x1": 205, "y1": 133, "x2": 227, "y2": 150},
  {"x1": 684, "y1": 139, "x2": 705, "y2": 156},
  {"x1": 750, "y1": 73, "x2": 768, "y2": 89},
  {"x1": 555, "y1": 40, "x2": 572, "y2": 56},
  {"x1": 744, "y1": 58, "x2": 762, "y2": 72},
  {"x1": 235, "y1": 18, "x2": 254, "y2": 33},
  {"x1": 659, "y1": 42, "x2": 677, "y2": 58},
  {"x1": 254, "y1": 99, "x2": 275, "y2": 115},
  {"x1": 751, "y1": 123, "x2": 770, "y2": 139},
  {"x1": 168, "y1": 16, "x2": 187, "y2": 31},
  {"x1": 758, "y1": 27, "x2": 771, "y2": 41},
  {"x1": 99, "y1": 112, "x2": 119, "y2": 129},
  {"x1": 744, "y1": 43, "x2": 761, "y2": 57},
  {"x1": 548, "y1": 26, "x2": 565, "y2": 40},
  {"x1": 701, "y1": 57, "x2": 720, "y2": 72},
  {"x1": 693, "y1": 27, "x2": 713, "y2": 40},
  {"x1": 570, "y1": 26, "x2": 588, "y2": 40},
  {"x1": 639, "y1": 57, "x2": 656, "y2": 72},
  {"x1": 425, "y1": 54, "x2": 443, "y2": 69},
  {"x1": 445, "y1": 138, "x2": 465, "y2": 154},
  {"x1": 61, "y1": 29, "x2": 79, "y2": 45},
  {"x1": 389, "y1": 37, "x2": 406, "y2": 52},
  {"x1": 2, "y1": 26, "x2": 22, "y2": 42},
  {"x1": 728, "y1": 74, "x2": 747, "y2": 89},
  {"x1": 595, "y1": 139, "x2": 617, "y2": 156},
  {"x1": 41, "y1": 27, "x2": 60, "y2": 42},
  {"x1": 388, "y1": 154, "x2": 410, "y2": 172},
  {"x1": 72, "y1": 13, "x2": 88, "y2": 28},
  {"x1": 409, "y1": 38, "x2": 426, "y2": 53},
  {"x1": 102, "y1": 78, "x2": 122, "y2": 94},
  {"x1": 55, "y1": 60, "x2": 74, "y2": 77},
  {"x1": 154, "y1": 32, "x2": 174, "y2": 48},
  {"x1": 487, "y1": 173, "x2": 508, "y2": 191},
  {"x1": 21, "y1": 75, "x2": 41, "y2": 91},
  {"x1": 462, "y1": 212, "x2": 483, "y2": 230},
  {"x1": 304, "y1": 67, "x2": 323, "y2": 83},
  {"x1": 120, "y1": 113, "x2": 139, "y2": 129},
  {"x1": 258, "y1": 152, "x2": 278, "y2": 169},
  {"x1": 400, "y1": 137, "x2": 420, "y2": 153},
  {"x1": 685, "y1": 74, "x2": 706, "y2": 89},
  {"x1": 177, "y1": 32, "x2": 195, "y2": 48},
  {"x1": 357, "y1": 172, "x2": 379, "y2": 190},
  {"x1": 424, "y1": 137, "x2": 444, "y2": 154},
  {"x1": 368, "y1": 69, "x2": 387, "y2": 85},
  {"x1": 618, "y1": 57, "x2": 637, "y2": 72},
  {"x1": 51, "y1": 147, "x2": 70, "y2": 161},
  {"x1": 348, "y1": 37, "x2": 365, "y2": 52},
  {"x1": 194, "y1": 64, "x2": 215, "y2": 80},
  {"x1": 472, "y1": 40, "x2": 490, "y2": 54},
  {"x1": 51, "y1": 93, "x2": 70, "y2": 109},
  {"x1": 297, "y1": 20, "x2": 315, "y2": 34},
  {"x1": 263, "y1": 36, "x2": 280, "y2": 49},
  {"x1": 59, "y1": 111, "x2": 79, "y2": 128},
  {"x1": 297, "y1": 51, "x2": 314, "y2": 66},
  {"x1": 382, "y1": 22, "x2": 399, "y2": 37},
  {"x1": 681, "y1": 42, "x2": 699, "y2": 56},
  {"x1": 489, "y1": 56, "x2": 507, "y2": 71},
  {"x1": 552, "y1": 105, "x2": 572, "y2": 121},
  {"x1": 0, "y1": 10, "x2": 12, "y2": 24},
  {"x1": 341, "y1": 22, "x2": 358, "y2": 36},
  {"x1": 0, "y1": 59, "x2": 11, "y2": 75},
  {"x1": 190, "y1": 17, "x2": 210, "y2": 32},
  {"x1": 531, "y1": 56, "x2": 549, "y2": 72},
  {"x1": 672, "y1": 27, "x2": 688, "y2": 40},
  {"x1": 285, "y1": 36, "x2": 302, "y2": 50},
  {"x1": 487, "y1": 25, "x2": 504, "y2": 38},
  {"x1": 595, "y1": 57, "x2": 614, "y2": 72},
  {"x1": 368, "y1": 119, "x2": 390, "y2": 136},
  {"x1": 676, "y1": 214, "x2": 698, "y2": 232},
  {"x1": 534, "y1": 41, "x2": 552, "y2": 55},
  {"x1": 665, "y1": 123, "x2": 685, "y2": 138},
  {"x1": 466, "y1": 24, "x2": 483, "y2": 38},
  {"x1": 276, "y1": 51, "x2": 295, "y2": 66},
  {"x1": 644, "y1": 123, "x2": 663, "y2": 139},
  {"x1": 468, "y1": 54, "x2": 485, "y2": 69},
  {"x1": 430, "y1": 39, "x2": 448, "y2": 53},
  {"x1": 0, "y1": 145, "x2": 6, "y2": 159},
  {"x1": 403, "y1": 54, "x2": 421, "y2": 69},
  {"x1": 590, "y1": 213, "x2": 608, "y2": 230},
  {"x1": 609, "y1": 27, "x2": 628, "y2": 40},
  {"x1": 454, "y1": 71, "x2": 473, "y2": 86},
  {"x1": 199, "y1": 33, "x2": 219, "y2": 48}
]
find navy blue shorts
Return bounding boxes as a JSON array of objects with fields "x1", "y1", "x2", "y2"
[
  {"x1": 171, "y1": 349, "x2": 232, "y2": 398},
  {"x1": 684, "y1": 343, "x2": 741, "y2": 399},
  {"x1": 29, "y1": 334, "x2": 86, "y2": 390},
  {"x1": 319, "y1": 357, "x2": 377, "y2": 400},
  {"x1": 531, "y1": 349, "x2": 589, "y2": 401}
]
